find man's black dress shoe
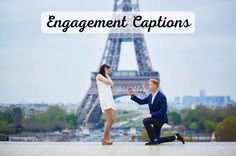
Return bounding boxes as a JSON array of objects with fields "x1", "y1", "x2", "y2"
[
  {"x1": 145, "y1": 141, "x2": 158, "y2": 145},
  {"x1": 176, "y1": 133, "x2": 185, "y2": 144}
]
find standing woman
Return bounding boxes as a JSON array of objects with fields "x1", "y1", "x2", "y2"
[{"x1": 96, "y1": 64, "x2": 116, "y2": 145}]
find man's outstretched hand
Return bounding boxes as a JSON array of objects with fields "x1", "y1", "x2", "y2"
[{"x1": 128, "y1": 87, "x2": 134, "y2": 95}]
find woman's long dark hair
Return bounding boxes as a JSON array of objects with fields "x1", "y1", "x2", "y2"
[{"x1": 98, "y1": 64, "x2": 111, "y2": 78}]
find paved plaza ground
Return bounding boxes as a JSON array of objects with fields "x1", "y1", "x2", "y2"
[{"x1": 0, "y1": 142, "x2": 236, "y2": 156}]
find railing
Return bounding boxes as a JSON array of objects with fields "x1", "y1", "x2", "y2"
[{"x1": 91, "y1": 70, "x2": 159, "y2": 79}]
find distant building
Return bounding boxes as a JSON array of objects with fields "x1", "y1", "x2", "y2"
[
  {"x1": 172, "y1": 90, "x2": 234, "y2": 109},
  {"x1": 0, "y1": 103, "x2": 78, "y2": 114},
  {"x1": 174, "y1": 97, "x2": 181, "y2": 105}
]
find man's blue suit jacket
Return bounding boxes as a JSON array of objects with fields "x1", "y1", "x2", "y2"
[{"x1": 131, "y1": 91, "x2": 168, "y2": 124}]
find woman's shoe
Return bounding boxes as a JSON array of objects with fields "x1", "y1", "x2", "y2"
[
  {"x1": 107, "y1": 137, "x2": 113, "y2": 144},
  {"x1": 102, "y1": 138, "x2": 113, "y2": 145}
]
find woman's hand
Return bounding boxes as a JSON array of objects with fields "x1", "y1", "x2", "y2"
[{"x1": 106, "y1": 75, "x2": 113, "y2": 85}]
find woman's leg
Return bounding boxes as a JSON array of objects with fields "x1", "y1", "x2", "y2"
[
  {"x1": 107, "y1": 110, "x2": 115, "y2": 141},
  {"x1": 103, "y1": 108, "x2": 114, "y2": 141}
]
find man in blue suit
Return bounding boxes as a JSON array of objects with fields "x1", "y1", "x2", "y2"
[{"x1": 128, "y1": 79, "x2": 185, "y2": 145}]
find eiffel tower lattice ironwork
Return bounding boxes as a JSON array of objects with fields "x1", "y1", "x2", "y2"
[{"x1": 76, "y1": 0, "x2": 160, "y2": 128}]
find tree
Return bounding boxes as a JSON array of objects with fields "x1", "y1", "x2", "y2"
[
  {"x1": 0, "y1": 107, "x2": 24, "y2": 134},
  {"x1": 169, "y1": 111, "x2": 182, "y2": 125},
  {"x1": 203, "y1": 120, "x2": 216, "y2": 133},
  {"x1": 189, "y1": 122, "x2": 198, "y2": 131},
  {"x1": 141, "y1": 127, "x2": 148, "y2": 142},
  {"x1": 180, "y1": 105, "x2": 222, "y2": 133},
  {"x1": 23, "y1": 105, "x2": 68, "y2": 132},
  {"x1": 0, "y1": 120, "x2": 11, "y2": 134},
  {"x1": 11, "y1": 107, "x2": 24, "y2": 133},
  {"x1": 37, "y1": 105, "x2": 67, "y2": 131},
  {"x1": 66, "y1": 113, "x2": 78, "y2": 129},
  {"x1": 216, "y1": 116, "x2": 236, "y2": 141}
]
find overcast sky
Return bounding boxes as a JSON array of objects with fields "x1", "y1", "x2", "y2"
[{"x1": 0, "y1": 0, "x2": 236, "y2": 103}]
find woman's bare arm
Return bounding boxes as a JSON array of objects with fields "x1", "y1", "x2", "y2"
[
  {"x1": 106, "y1": 75, "x2": 114, "y2": 85},
  {"x1": 97, "y1": 74, "x2": 113, "y2": 85}
]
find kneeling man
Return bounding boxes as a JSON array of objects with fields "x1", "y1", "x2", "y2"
[{"x1": 128, "y1": 79, "x2": 185, "y2": 145}]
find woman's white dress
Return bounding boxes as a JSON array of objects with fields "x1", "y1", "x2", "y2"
[{"x1": 96, "y1": 74, "x2": 116, "y2": 113}]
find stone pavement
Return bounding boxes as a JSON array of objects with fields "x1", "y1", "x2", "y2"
[{"x1": 0, "y1": 142, "x2": 236, "y2": 156}]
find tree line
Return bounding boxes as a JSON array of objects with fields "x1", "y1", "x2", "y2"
[
  {"x1": 1, "y1": 104, "x2": 236, "y2": 141},
  {"x1": 168, "y1": 104, "x2": 236, "y2": 141},
  {"x1": 0, "y1": 105, "x2": 77, "y2": 135}
]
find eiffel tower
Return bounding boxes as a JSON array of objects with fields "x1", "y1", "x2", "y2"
[{"x1": 76, "y1": 0, "x2": 160, "y2": 128}]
